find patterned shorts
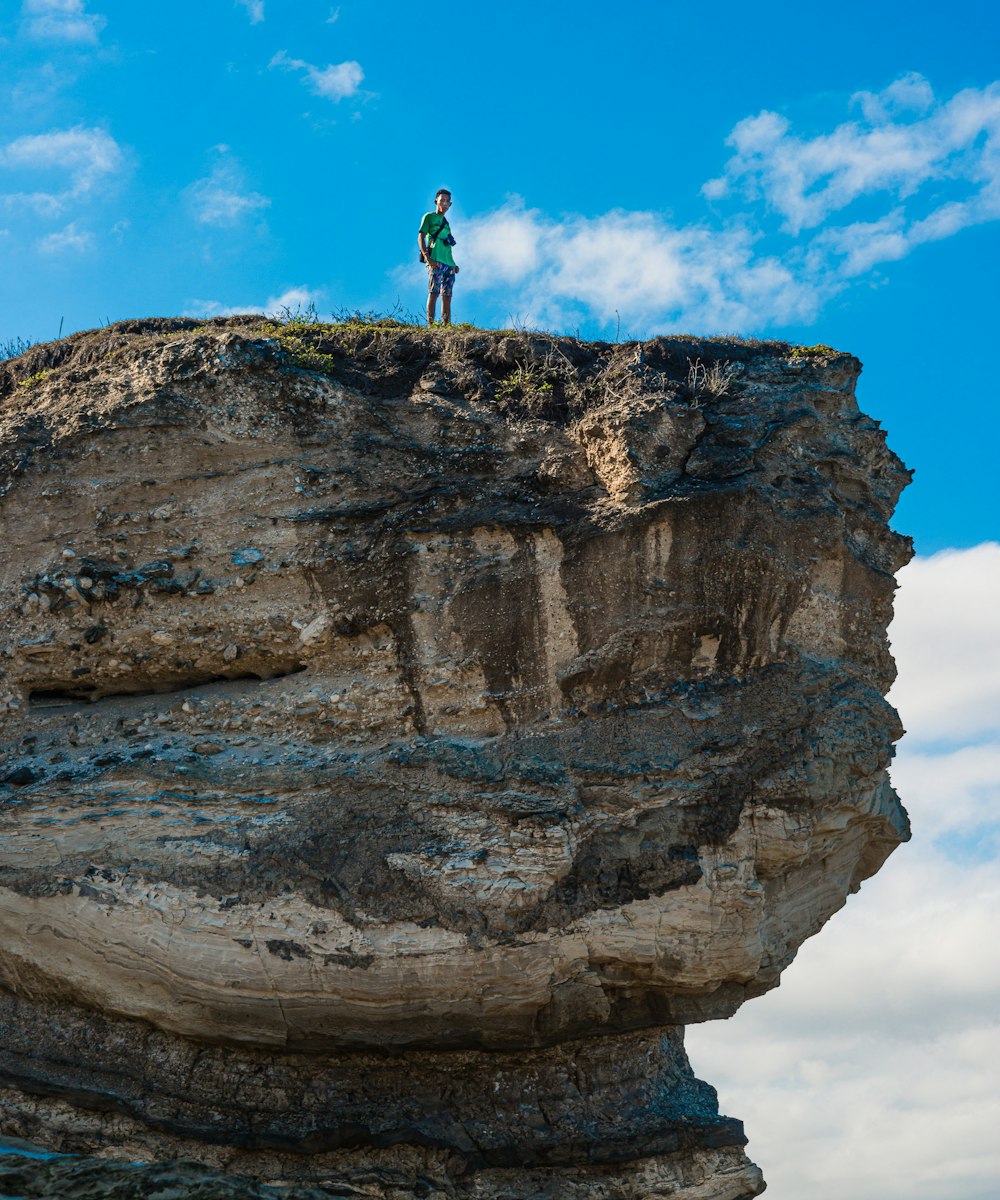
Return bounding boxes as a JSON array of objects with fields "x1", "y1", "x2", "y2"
[{"x1": 427, "y1": 261, "x2": 458, "y2": 296}]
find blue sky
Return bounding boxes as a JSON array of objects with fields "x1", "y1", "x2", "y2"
[
  {"x1": 1, "y1": 0, "x2": 999, "y2": 551},
  {"x1": 1, "y1": 4, "x2": 999, "y2": 1197}
]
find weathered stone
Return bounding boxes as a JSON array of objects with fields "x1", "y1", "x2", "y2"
[
  {"x1": 0, "y1": 318, "x2": 911, "y2": 1198},
  {"x1": 1, "y1": 766, "x2": 38, "y2": 787},
  {"x1": 191, "y1": 741, "x2": 224, "y2": 756},
  {"x1": 0, "y1": 1143, "x2": 339, "y2": 1200}
]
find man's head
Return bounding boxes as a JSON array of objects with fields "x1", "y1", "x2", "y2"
[{"x1": 435, "y1": 189, "x2": 452, "y2": 214}]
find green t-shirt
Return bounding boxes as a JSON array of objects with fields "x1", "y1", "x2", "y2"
[{"x1": 419, "y1": 211, "x2": 456, "y2": 267}]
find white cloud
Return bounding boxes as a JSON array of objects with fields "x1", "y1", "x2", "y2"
[
  {"x1": 890, "y1": 743, "x2": 1000, "y2": 845},
  {"x1": 36, "y1": 220, "x2": 92, "y2": 254},
  {"x1": 21, "y1": 0, "x2": 106, "y2": 45},
  {"x1": 269, "y1": 50, "x2": 363, "y2": 101},
  {"x1": 458, "y1": 199, "x2": 542, "y2": 286},
  {"x1": 0, "y1": 126, "x2": 123, "y2": 216},
  {"x1": 186, "y1": 285, "x2": 323, "y2": 319},
  {"x1": 705, "y1": 74, "x2": 1000, "y2": 238},
  {"x1": 689, "y1": 843, "x2": 1000, "y2": 1200},
  {"x1": 853, "y1": 71, "x2": 936, "y2": 123},
  {"x1": 687, "y1": 542, "x2": 1000, "y2": 1200},
  {"x1": 185, "y1": 153, "x2": 270, "y2": 227},
  {"x1": 807, "y1": 211, "x2": 911, "y2": 277},
  {"x1": 887, "y1": 543, "x2": 1000, "y2": 745},
  {"x1": 454, "y1": 198, "x2": 825, "y2": 334},
  {"x1": 235, "y1": 0, "x2": 263, "y2": 23}
]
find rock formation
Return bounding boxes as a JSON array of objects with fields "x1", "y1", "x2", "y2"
[{"x1": 0, "y1": 318, "x2": 912, "y2": 1198}]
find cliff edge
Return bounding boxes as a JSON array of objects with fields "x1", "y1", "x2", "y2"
[{"x1": 0, "y1": 317, "x2": 912, "y2": 1199}]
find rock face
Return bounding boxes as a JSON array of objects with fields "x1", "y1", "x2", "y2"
[{"x1": 0, "y1": 319, "x2": 911, "y2": 1198}]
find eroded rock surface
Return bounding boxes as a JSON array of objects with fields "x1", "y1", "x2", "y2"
[{"x1": 0, "y1": 318, "x2": 911, "y2": 1198}]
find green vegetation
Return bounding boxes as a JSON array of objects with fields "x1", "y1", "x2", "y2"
[
  {"x1": 15, "y1": 369, "x2": 56, "y2": 390},
  {"x1": 266, "y1": 324, "x2": 339, "y2": 374},
  {"x1": 258, "y1": 301, "x2": 420, "y2": 371},
  {"x1": 496, "y1": 365, "x2": 556, "y2": 402},
  {"x1": 789, "y1": 343, "x2": 839, "y2": 358},
  {"x1": 255, "y1": 302, "x2": 536, "y2": 378}
]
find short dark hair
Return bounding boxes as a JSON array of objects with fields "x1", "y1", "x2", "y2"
[{"x1": 435, "y1": 188, "x2": 451, "y2": 200}]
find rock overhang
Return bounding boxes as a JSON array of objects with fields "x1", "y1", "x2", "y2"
[{"x1": 0, "y1": 317, "x2": 911, "y2": 1197}]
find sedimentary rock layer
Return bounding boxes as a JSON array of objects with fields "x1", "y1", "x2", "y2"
[{"x1": 0, "y1": 318, "x2": 911, "y2": 1197}]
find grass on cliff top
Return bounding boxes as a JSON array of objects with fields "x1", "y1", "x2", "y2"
[
  {"x1": 262, "y1": 305, "x2": 852, "y2": 417},
  {"x1": 1, "y1": 301, "x2": 844, "y2": 365},
  {"x1": 0, "y1": 303, "x2": 849, "y2": 417}
]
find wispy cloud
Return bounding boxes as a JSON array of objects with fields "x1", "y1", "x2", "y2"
[
  {"x1": 688, "y1": 542, "x2": 1000, "y2": 1200},
  {"x1": 444, "y1": 74, "x2": 1000, "y2": 336},
  {"x1": 234, "y1": 0, "x2": 264, "y2": 24},
  {"x1": 269, "y1": 49, "x2": 364, "y2": 101},
  {"x1": 21, "y1": 0, "x2": 106, "y2": 45},
  {"x1": 0, "y1": 125, "x2": 123, "y2": 216},
  {"x1": 705, "y1": 73, "x2": 1000, "y2": 239},
  {"x1": 184, "y1": 151, "x2": 270, "y2": 227},
  {"x1": 36, "y1": 220, "x2": 92, "y2": 254},
  {"x1": 185, "y1": 285, "x2": 323, "y2": 319}
]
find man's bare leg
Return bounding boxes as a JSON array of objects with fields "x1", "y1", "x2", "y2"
[
  {"x1": 427, "y1": 291, "x2": 437, "y2": 326},
  {"x1": 441, "y1": 292, "x2": 451, "y2": 326}
]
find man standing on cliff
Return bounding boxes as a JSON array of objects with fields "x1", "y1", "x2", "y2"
[{"x1": 418, "y1": 189, "x2": 459, "y2": 326}]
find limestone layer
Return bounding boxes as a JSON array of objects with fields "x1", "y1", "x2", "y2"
[{"x1": 0, "y1": 318, "x2": 911, "y2": 1197}]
